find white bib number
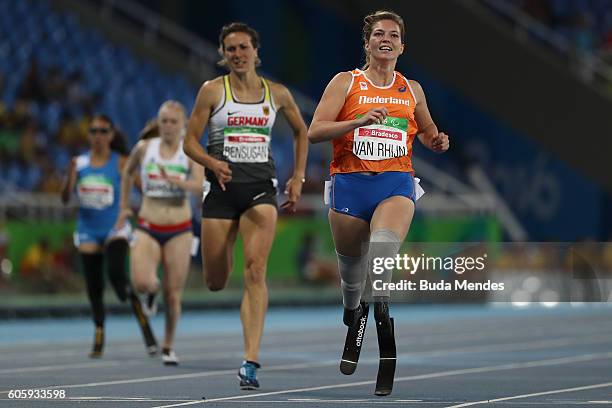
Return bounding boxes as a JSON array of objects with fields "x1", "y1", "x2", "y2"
[
  {"x1": 352, "y1": 124, "x2": 408, "y2": 161},
  {"x1": 223, "y1": 134, "x2": 270, "y2": 163},
  {"x1": 78, "y1": 182, "x2": 114, "y2": 210}
]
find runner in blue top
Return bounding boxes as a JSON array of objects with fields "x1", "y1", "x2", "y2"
[{"x1": 61, "y1": 114, "x2": 158, "y2": 358}]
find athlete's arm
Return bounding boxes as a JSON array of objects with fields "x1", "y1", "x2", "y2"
[
  {"x1": 120, "y1": 154, "x2": 143, "y2": 192},
  {"x1": 115, "y1": 141, "x2": 146, "y2": 228},
  {"x1": 185, "y1": 79, "x2": 232, "y2": 190},
  {"x1": 308, "y1": 72, "x2": 388, "y2": 143},
  {"x1": 411, "y1": 80, "x2": 449, "y2": 153},
  {"x1": 60, "y1": 157, "x2": 77, "y2": 204},
  {"x1": 118, "y1": 155, "x2": 127, "y2": 172},
  {"x1": 272, "y1": 82, "x2": 308, "y2": 211}
]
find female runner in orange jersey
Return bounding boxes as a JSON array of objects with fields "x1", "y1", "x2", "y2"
[{"x1": 308, "y1": 10, "x2": 449, "y2": 395}]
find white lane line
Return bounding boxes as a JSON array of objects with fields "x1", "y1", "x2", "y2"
[
  {"x1": 266, "y1": 398, "x2": 424, "y2": 404},
  {"x1": 204, "y1": 401, "x2": 612, "y2": 406},
  {"x1": 173, "y1": 401, "x2": 434, "y2": 405},
  {"x1": 2, "y1": 318, "x2": 610, "y2": 362},
  {"x1": 225, "y1": 400, "x2": 427, "y2": 405},
  {"x1": 149, "y1": 352, "x2": 612, "y2": 408},
  {"x1": 3, "y1": 330, "x2": 611, "y2": 376},
  {"x1": 0, "y1": 360, "x2": 125, "y2": 374},
  {"x1": 2, "y1": 312, "x2": 610, "y2": 354},
  {"x1": 0, "y1": 351, "x2": 244, "y2": 375},
  {"x1": 0, "y1": 334, "x2": 319, "y2": 360},
  {"x1": 444, "y1": 382, "x2": 612, "y2": 407},
  {"x1": 0, "y1": 360, "x2": 339, "y2": 394},
  {"x1": 1, "y1": 333, "x2": 610, "y2": 388},
  {"x1": 409, "y1": 332, "x2": 612, "y2": 360},
  {"x1": 66, "y1": 397, "x2": 194, "y2": 402},
  {"x1": 258, "y1": 329, "x2": 612, "y2": 355}
]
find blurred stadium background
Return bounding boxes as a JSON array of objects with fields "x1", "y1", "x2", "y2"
[{"x1": 1, "y1": 0, "x2": 612, "y2": 316}]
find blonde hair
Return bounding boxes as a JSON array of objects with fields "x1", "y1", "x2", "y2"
[
  {"x1": 158, "y1": 100, "x2": 187, "y2": 120},
  {"x1": 362, "y1": 10, "x2": 405, "y2": 69},
  {"x1": 138, "y1": 118, "x2": 159, "y2": 140}
]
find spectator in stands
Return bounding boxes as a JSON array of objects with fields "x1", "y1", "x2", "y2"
[
  {"x1": 44, "y1": 66, "x2": 68, "y2": 103},
  {"x1": 19, "y1": 119, "x2": 39, "y2": 163},
  {"x1": 20, "y1": 239, "x2": 54, "y2": 283},
  {"x1": 57, "y1": 111, "x2": 87, "y2": 155},
  {"x1": 17, "y1": 59, "x2": 45, "y2": 103},
  {"x1": 66, "y1": 70, "x2": 90, "y2": 109},
  {"x1": 37, "y1": 147, "x2": 63, "y2": 193}
]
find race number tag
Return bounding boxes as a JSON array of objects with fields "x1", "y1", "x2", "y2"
[
  {"x1": 144, "y1": 162, "x2": 187, "y2": 198},
  {"x1": 352, "y1": 116, "x2": 408, "y2": 161},
  {"x1": 223, "y1": 127, "x2": 270, "y2": 163},
  {"x1": 77, "y1": 175, "x2": 114, "y2": 210}
]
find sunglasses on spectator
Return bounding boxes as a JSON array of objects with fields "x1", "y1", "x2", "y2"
[{"x1": 89, "y1": 127, "x2": 112, "y2": 135}]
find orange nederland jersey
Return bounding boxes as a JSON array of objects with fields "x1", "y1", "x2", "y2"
[{"x1": 330, "y1": 69, "x2": 418, "y2": 175}]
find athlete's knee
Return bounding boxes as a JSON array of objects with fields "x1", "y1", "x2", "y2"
[
  {"x1": 132, "y1": 276, "x2": 157, "y2": 294},
  {"x1": 370, "y1": 229, "x2": 398, "y2": 241},
  {"x1": 205, "y1": 272, "x2": 228, "y2": 291},
  {"x1": 132, "y1": 281, "x2": 150, "y2": 294},
  {"x1": 204, "y1": 260, "x2": 231, "y2": 291},
  {"x1": 244, "y1": 257, "x2": 266, "y2": 287},
  {"x1": 164, "y1": 290, "x2": 182, "y2": 309}
]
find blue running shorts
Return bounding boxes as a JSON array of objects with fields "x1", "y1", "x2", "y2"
[{"x1": 329, "y1": 172, "x2": 417, "y2": 222}]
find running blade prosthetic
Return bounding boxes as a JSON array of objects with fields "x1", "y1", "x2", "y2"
[
  {"x1": 374, "y1": 301, "x2": 396, "y2": 396},
  {"x1": 340, "y1": 302, "x2": 369, "y2": 375},
  {"x1": 129, "y1": 291, "x2": 158, "y2": 355}
]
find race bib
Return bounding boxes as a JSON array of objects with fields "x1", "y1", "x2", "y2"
[
  {"x1": 144, "y1": 162, "x2": 187, "y2": 198},
  {"x1": 352, "y1": 116, "x2": 408, "y2": 161},
  {"x1": 223, "y1": 127, "x2": 270, "y2": 163},
  {"x1": 77, "y1": 175, "x2": 114, "y2": 210}
]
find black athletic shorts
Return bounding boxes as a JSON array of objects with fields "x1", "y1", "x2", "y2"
[{"x1": 202, "y1": 179, "x2": 278, "y2": 219}]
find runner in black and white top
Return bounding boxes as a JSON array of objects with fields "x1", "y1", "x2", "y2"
[
  {"x1": 184, "y1": 22, "x2": 308, "y2": 390},
  {"x1": 207, "y1": 73, "x2": 277, "y2": 184}
]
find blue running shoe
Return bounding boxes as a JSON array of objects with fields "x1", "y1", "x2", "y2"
[{"x1": 238, "y1": 360, "x2": 261, "y2": 390}]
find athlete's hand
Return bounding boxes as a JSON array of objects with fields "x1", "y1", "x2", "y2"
[
  {"x1": 430, "y1": 132, "x2": 449, "y2": 153},
  {"x1": 114, "y1": 208, "x2": 133, "y2": 230},
  {"x1": 281, "y1": 176, "x2": 304, "y2": 213},
  {"x1": 356, "y1": 107, "x2": 389, "y2": 127},
  {"x1": 209, "y1": 159, "x2": 232, "y2": 191},
  {"x1": 157, "y1": 164, "x2": 168, "y2": 179},
  {"x1": 157, "y1": 164, "x2": 180, "y2": 186}
]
